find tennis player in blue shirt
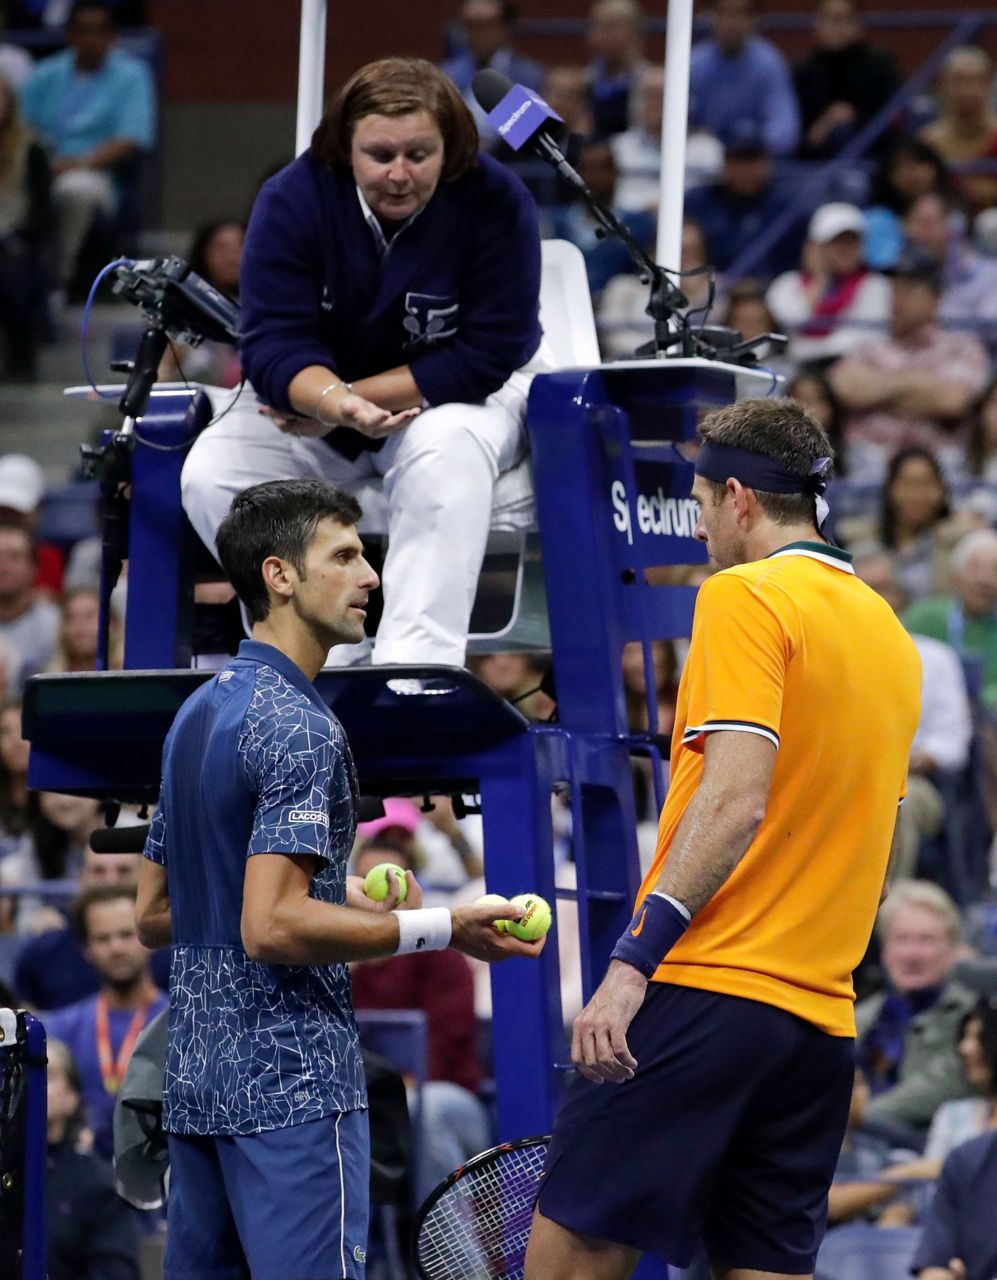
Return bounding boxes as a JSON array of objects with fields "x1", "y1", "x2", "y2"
[{"x1": 135, "y1": 478, "x2": 538, "y2": 1280}]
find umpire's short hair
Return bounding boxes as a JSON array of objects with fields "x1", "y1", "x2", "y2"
[
  {"x1": 215, "y1": 480, "x2": 362, "y2": 624},
  {"x1": 697, "y1": 397, "x2": 834, "y2": 528}
]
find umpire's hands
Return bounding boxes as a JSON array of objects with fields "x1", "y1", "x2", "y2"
[
  {"x1": 449, "y1": 902, "x2": 546, "y2": 963},
  {"x1": 572, "y1": 960, "x2": 646, "y2": 1084},
  {"x1": 260, "y1": 395, "x2": 418, "y2": 440}
]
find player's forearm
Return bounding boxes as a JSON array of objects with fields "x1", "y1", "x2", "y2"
[
  {"x1": 243, "y1": 895, "x2": 406, "y2": 965},
  {"x1": 652, "y1": 784, "x2": 765, "y2": 915}
]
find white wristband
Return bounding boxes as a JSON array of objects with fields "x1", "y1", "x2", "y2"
[{"x1": 395, "y1": 907, "x2": 452, "y2": 956}]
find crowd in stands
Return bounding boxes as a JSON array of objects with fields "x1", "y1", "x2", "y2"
[{"x1": 0, "y1": 1, "x2": 996, "y2": 1277}]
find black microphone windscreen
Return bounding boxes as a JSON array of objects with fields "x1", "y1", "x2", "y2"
[
  {"x1": 90, "y1": 824, "x2": 152, "y2": 855},
  {"x1": 471, "y1": 68, "x2": 514, "y2": 114}
]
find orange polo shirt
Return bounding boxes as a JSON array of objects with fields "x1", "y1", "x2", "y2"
[{"x1": 639, "y1": 541, "x2": 922, "y2": 1037}]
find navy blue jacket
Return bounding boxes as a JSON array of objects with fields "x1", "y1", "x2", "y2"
[{"x1": 239, "y1": 149, "x2": 543, "y2": 421}]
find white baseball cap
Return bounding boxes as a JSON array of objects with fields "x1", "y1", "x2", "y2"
[
  {"x1": 0, "y1": 454, "x2": 44, "y2": 514},
  {"x1": 808, "y1": 202, "x2": 865, "y2": 245}
]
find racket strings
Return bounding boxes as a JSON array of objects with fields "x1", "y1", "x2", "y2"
[{"x1": 416, "y1": 1143, "x2": 548, "y2": 1280}]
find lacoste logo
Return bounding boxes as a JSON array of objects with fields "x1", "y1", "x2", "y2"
[
  {"x1": 353, "y1": 1245, "x2": 366, "y2": 1263},
  {"x1": 288, "y1": 810, "x2": 328, "y2": 825},
  {"x1": 416, "y1": 936, "x2": 426, "y2": 950}
]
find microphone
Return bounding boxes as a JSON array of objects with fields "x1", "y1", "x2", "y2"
[
  {"x1": 90, "y1": 824, "x2": 152, "y2": 854},
  {"x1": 471, "y1": 69, "x2": 585, "y2": 191}
]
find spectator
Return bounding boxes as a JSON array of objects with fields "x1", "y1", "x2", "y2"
[
  {"x1": 0, "y1": 11, "x2": 32, "y2": 90},
  {"x1": 15, "y1": 835, "x2": 169, "y2": 1008},
  {"x1": 45, "y1": 882, "x2": 167, "y2": 1160},
  {"x1": 159, "y1": 219, "x2": 245, "y2": 388},
  {"x1": 45, "y1": 1038, "x2": 141, "y2": 1280},
  {"x1": 19, "y1": 0, "x2": 155, "y2": 293},
  {"x1": 441, "y1": 0, "x2": 545, "y2": 150},
  {"x1": 767, "y1": 201, "x2": 891, "y2": 365},
  {"x1": 839, "y1": 447, "x2": 964, "y2": 602},
  {"x1": 8, "y1": 0, "x2": 145, "y2": 26},
  {"x1": 351, "y1": 837, "x2": 491, "y2": 1199},
  {"x1": 854, "y1": 550, "x2": 972, "y2": 881},
  {"x1": 545, "y1": 138, "x2": 655, "y2": 297},
  {"x1": 865, "y1": 136, "x2": 953, "y2": 271},
  {"x1": 854, "y1": 881, "x2": 977, "y2": 1140},
  {"x1": 542, "y1": 65, "x2": 593, "y2": 139},
  {"x1": 720, "y1": 281, "x2": 792, "y2": 379},
  {"x1": 46, "y1": 586, "x2": 113, "y2": 672},
  {"x1": 0, "y1": 693, "x2": 29, "y2": 831},
  {"x1": 786, "y1": 365, "x2": 846, "y2": 463},
  {"x1": 828, "y1": 246, "x2": 989, "y2": 481},
  {"x1": 904, "y1": 528, "x2": 997, "y2": 715},
  {"x1": 621, "y1": 639, "x2": 677, "y2": 734},
  {"x1": 684, "y1": 122, "x2": 808, "y2": 280},
  {"x1": 0, "y1": 453, "x2": 66, "y2": 596},
  {"x1": 598, "y1": 217, "x2": 718, "y2": 359},
  {"x1": 586, "y1": 0, "x2": 646, "y2": 139},
  {"x1": 793, "y1": 0, "x2": 899, "y2": 160},
  {"x1": 966, "y1": 379, "x2": 997, "y2": 482},
  {"x1": 0, "y1": 791, "x2": 99, "y2": 933},
  {"x1": 0, "y1": 520, "x2": 58, "y2": 687},
  {"x1": 0, "y1": 76, "x2": 50, "y2": 380},
  {"x1": 910, "y1": 1130, "x2": 997, "y2": 1279},
  {"x1": 919, "y1": 45, "x2": 997, "y2": 215},
  {"x1": 902, "y1": 191, "x2": 997, "y2": 350},
  {"x1": 610, "y1": 64, "x2": 722, "y2": 213},
  {"x1": 470, "y1": 651, "x2": 554, "y2": 721},
  {"x1": 922, "y1": 997, "x2": 997, "y2": 1169},
  {"x1": 689, "y1": 0, "x2": 800, "y2": 158}
]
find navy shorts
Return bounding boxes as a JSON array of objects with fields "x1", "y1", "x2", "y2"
[
  {"x1": 164, "y1": 1110, "x2": 370, "y2": 1280},
  {"x1": 538, "y1": 983, "x2": 854, "y2": 1274}
]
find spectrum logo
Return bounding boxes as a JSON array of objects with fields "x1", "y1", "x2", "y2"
[{"x1": 610, "y1": 480, "x2": 700, "y2": 545}]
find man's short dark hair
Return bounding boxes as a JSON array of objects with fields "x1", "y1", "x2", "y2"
[
  {"x1": 68, "y1": 0, "x2": 116, "y2": 25},
  {"x1": 73, "y1": 881, "x2": 137, "y2": 944},
  {"x1": 215, "y1": 480, "x2": 363, "y2": 624},
  {"x1": 698, "y1": 397, "x2": 834, "y2": 527}
]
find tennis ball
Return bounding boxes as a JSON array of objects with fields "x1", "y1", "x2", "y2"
[
  {"x1": 474, "y1": 893, "x2": 511, "y2": 932},
  {"x1": 363, "y1": 862, "x2": 408, "y2": 904},
  {"x1": 505, "y1": 893, "x2": 552, "y2": 942}
]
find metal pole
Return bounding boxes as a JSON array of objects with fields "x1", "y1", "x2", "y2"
[
  {"x1": 295, "y1": 0, "x2": 328, "y2": 156},
  {"x1": 656, "y1": 0, "x2": 693, "y2": 271}
]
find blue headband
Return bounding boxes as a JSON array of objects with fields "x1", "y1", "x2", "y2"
[{"x1": 694, "y1": 442, "x2": 833, "y2": 495}]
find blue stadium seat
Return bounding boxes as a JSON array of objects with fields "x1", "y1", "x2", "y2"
[
  {"x1": 36, "y1": 480, "x2": 99, "y2": 551},
  {"x1": 814, "y1": 1224, "x2": 921, "y2": 1280}
]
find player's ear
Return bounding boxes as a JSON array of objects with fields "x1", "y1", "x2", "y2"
[
  {"x1": 260, "y1": 555, "x2": 296, "y2": 601},
  {"x1": 729, "y1": 478, "x2": 752, "y2": 520}
]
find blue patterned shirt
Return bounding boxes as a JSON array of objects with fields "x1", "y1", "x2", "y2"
[{"x1": 144, "y1": 640, "x2": 365, "y2": 1135}]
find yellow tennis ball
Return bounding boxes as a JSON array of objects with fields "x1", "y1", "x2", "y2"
[
  {"x1": 363, "y1": 862, "x2": 408, "y2": 904},
  {"x1": 475, "y1": 893, "x2": 511, "y2": 932},
  {"x1": 506, "y1": 893, "x2": 552, "y2": 942}
]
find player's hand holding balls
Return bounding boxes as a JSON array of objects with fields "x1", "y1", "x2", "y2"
[
  {"x1": 364, "y1": 862, "x2": 408, "y2": 904},
  {"x1": 453, "y1": 895, "x2": 549, "y2": 962},
  {"x1": 505, "y1": 893, "x2": 551, "y2": 941},
  {"x1": 346, "y1": 865, "x2": 422, "y2": 913}
]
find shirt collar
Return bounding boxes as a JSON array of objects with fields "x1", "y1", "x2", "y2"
[
  {"x1": 355, "y1": 185, "x2": 422, "y2": 258},
  {"x1": 235, "y1": 639, "x2": 326, "y2": 707},
  {"x1": 766, "y1": 540, "x2": 855, "y2": 574}
]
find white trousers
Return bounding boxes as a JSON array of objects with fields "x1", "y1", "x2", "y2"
[
  {"x1": 53, "y1": 167, "x2": 116, "y2": 284},
  {"x1": 181, "y1": 362, "x2": 542, "y2": 666}
]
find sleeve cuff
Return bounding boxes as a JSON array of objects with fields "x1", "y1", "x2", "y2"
[{"x1": 682, "y1": 720, "x2": 780, "y2": 752}]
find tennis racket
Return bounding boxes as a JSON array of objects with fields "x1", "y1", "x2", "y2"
[{"x1": 412, "y1": 1134, "x2": 550, "y2": 1280}]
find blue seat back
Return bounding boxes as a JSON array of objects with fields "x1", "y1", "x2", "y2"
[{"x1": 815, "y1": 1224, "x2": 921, "y2": 1280}]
